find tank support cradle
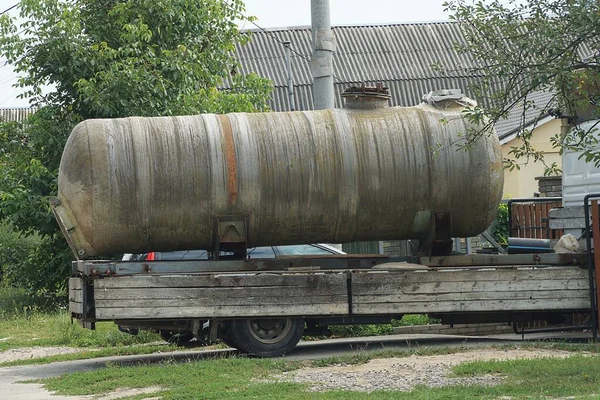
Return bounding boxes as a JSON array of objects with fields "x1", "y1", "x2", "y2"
[
  {"x1": 213, "y1": 215, "x2": 248, "y2": 260},
  {"x1": 418, "y1": 213, "x2": 454, "y2": 257}
]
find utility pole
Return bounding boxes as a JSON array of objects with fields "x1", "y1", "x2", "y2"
[
  {"x1": 311, "y1": 0, "x2": 335, "y2": 109},
  {"x1": 283, "y1": 41, "x2": 295, "y2": 111}
]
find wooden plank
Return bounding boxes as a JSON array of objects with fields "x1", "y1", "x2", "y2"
[
  {"x1": 546, "y1": 203, "x2": 552, "y2": 238},
  {"x1": 94, "y1": 286, "x2": 347, "y2": 300},
  {"x1": 532, "y1": 203, "x2": 538, "y2": 238},
  {"x1": 69, "y1": 277, "x2": 84, "y2": 290},
  {"x1": 516, "y1": 204, "x2": 522, "y2": 237},
  {"x1": 94, "y1": 292, "x2": 591, "y2": 319},
  {"x1": 523, "y1": 204, "x2": 531, "y2": 237},
  {"x1": 96, "y1": 294, "x2": 348, "y2": 308},
  {"x1": 353, "y1": 279, "x2": 589, "y2": 295},
  {"x1": 95, "y1": 296, "x2": 590, "y2": 319},
  {"x1": 354, "y1": 289, "x2": 590, "y2": 303},
  {"x1": 423, "y1": 265, "x2": 579, "y2": 271},
  {"x1": 511, "y1": 204, "x2": 519, "y2": 237},
  {"x1": 352, "y1": 297, "x2": 591, "y2": 314},
  {"x1": 69, "y1": 302, "x2": 83, "y2": 314},
  {"x1": 95, "y1": 267, "x2": 588, "y2": 292},
  {"x1": 421, "y1": 254, "x2": 584, "y2": 267},
  {"x1": 352, "y1": 268, "x2": 588, "y2": 285},
  {"x1": 81, "y1": 255, "x2": 393, "y2": 276},
  {"x1": 95, "y1": 272, "x2": 347, "y2": 289},
  {"x1": 69, "y1": 289, "x2": 83, "y2": 303},
  {"x1": 535, "y1": 203, "x2": 548, "y2": 239},
  {"x1": 542, "y1": 203, "x2": 556, "y2": 239},
  {"x1": 95, "y1": 303, "x2": 348, "y2": 319}
]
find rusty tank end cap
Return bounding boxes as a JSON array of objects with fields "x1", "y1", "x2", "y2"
[
  {"x1": 342, "y1": 83, "x2": 391, "y2": 109},
  {"x1": 422, "y1": 89, "x2": 477, "y2": 109}
]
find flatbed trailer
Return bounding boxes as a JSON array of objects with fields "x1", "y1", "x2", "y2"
[{"x1": 69, "y1": 253, "x2": 596, "y2": 357}]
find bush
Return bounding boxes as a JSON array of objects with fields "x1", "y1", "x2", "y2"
[
  {"x1": 329, "y1": 315, "x2": 440, "y2": 338},
  {"x1": 493, "y1": 203, "x2": 509, "y2": 246},
  {"x1": 0, "y1": 287, "x2": 40, "y2": 318},
  {"x1": 392, "y1": 314, "x2": 440, "y2": 327},
  {"x1": 0, "y1": 221, "x2": 41, "y2": 283},
  {"x1": 330, "y1": 324, "x2": 395, "y2": 338},
  {"x1": 0, "y1": 221, "x2": 68, "y2": 308}
]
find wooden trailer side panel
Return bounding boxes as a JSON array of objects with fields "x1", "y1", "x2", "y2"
[
  {"x1": 352, "y1": 268, "x2": 590, "y2": 314},
  {"x1": 94, "y1": 273, "x2": 349, "y2": 319},
  {"x1": 85, "y1": 267, "x2": 591, "y2": 321}
]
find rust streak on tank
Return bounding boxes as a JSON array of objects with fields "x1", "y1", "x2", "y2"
[{"x1": 218, "y1": 114, "x2": 238, "y2": 205}]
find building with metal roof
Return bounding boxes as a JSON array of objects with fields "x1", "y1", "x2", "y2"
[
  {"x1": 234, "y1": 21, "x2": 564, "y2": 198},
  {"x1": 234, "y1": 22, "x2": 538, "y2": 138}
]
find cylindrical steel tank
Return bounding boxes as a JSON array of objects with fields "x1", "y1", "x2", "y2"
[{"x1": 54, "y1": 95, "x2": 503, "y2": 258}]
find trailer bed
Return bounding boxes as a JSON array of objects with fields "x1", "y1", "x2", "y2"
[{"x1": 70, "y1": 254, "x2": 591, "y2": 322}]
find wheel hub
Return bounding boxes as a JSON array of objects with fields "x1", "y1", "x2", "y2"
[{"x1": 247, "y1": 318, "x2": 292, "y2": 344}]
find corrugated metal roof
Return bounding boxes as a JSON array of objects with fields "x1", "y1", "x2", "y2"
[
  {"x1": 495, "y1": 91, "x2": 558, "y2": 141},
  {"x1": 233, "y1": 22, "x2": 564, "y2": 137}
]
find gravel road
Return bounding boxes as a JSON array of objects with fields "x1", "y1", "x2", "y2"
[{"x1": 272, "y1": 348, "x2": 578, "y2": 392}]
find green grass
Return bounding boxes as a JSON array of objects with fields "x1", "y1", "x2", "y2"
[
  {"x1": 451, "y1": 355, "x2": 600, "y2": 398},
  {"x1": 309, "y1": 341, "x2": 600, "y2": 367},
  {"x1": 0, "y1": 311, "x2": 162, "y2": 350},
  {"x1": 36, "y1": 347, "x2": 600, "y2": 399}
]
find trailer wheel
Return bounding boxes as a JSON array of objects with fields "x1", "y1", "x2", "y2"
[
  {"x1": 218, "y1": 324, "x2": 239, "y2": 349},
  {"x1": 227, "y1": 318, "x2": 304, "y2": 357},
  {"x1": 160, "y1": 330, "x2": 196, "y2": 347}
]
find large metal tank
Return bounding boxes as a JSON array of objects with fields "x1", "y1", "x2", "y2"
[{"x1": 53, "y1": 89, "x2": 503, "y2": 258}]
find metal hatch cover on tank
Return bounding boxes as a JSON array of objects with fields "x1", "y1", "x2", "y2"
[{"x1": 52, "y1": 88, "x2": 503, "y2": 258}]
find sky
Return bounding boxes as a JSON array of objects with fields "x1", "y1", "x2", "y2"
[
  {"x1": 242, "y1": 0, "x2": 450, "y2": 29},
  {"x1": 0, "y1": 0, "x2": 450, "y2": 108}
]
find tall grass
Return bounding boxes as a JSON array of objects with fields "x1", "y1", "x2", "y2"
[
  {"x1": 0, "y1": 291, "x2": 161, "y2": 350},
  {"x1": 0, "y1": 286, "x2": 38, "y2": 318}
]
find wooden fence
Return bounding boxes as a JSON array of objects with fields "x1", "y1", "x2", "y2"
[{"x1": 508, "y1": 199, "x2": 563, "y2": 239}]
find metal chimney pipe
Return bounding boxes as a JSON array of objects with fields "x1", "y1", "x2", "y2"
[
  {"x1": 283, "y1": 41, "x2": 295, "y2": 111},
  {"x1": 311, "y1": 0, "x2": 335, "y2": 109}
]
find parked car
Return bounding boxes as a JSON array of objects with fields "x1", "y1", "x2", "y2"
[{"x1": 123, "y1": 243, "x2": 344, "y2": 261}]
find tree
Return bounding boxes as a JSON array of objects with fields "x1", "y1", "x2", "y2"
[
  {"x1": 0, "y1": 0, "x2": 272, "y2": 302},
  {"x1": 444, "y1": 0, "x2": 600, "y2": 171}
]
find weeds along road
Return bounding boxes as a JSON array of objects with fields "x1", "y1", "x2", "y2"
[{"x1": 0, "y1": 332, "x2": 591, "y2": 400}]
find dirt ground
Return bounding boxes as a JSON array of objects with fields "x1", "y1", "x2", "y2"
[
  {"x1": 0, "y1": 347, "x2": 87, "y2": 363},
  {"x1": 273, "y1": 348, "x2": 582, "y2": 392}
]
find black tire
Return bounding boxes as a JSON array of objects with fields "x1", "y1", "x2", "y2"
[
  {"x1": 218, "y1": 325, "x2": 239, "y2": 349},
  {"x1": 226, "y1": 318, "x2": 304, "y2": 357},
  {"x1": 160, "y1": 330, "x2": 196, "y2": 347}
]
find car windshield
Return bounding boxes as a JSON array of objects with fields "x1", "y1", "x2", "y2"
[
  {"x1": 246, "y1": 247, "x2": 276, "y2": 259},
  {"x1": 277, "y1": 244, "x2": 334, "y2": 255},
  {"x1": 132, "y1": 244, "x2": 342, "y2": 261},
  {"x1": 158, "y1": 250, "x2": 208, "y2": 260}
]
